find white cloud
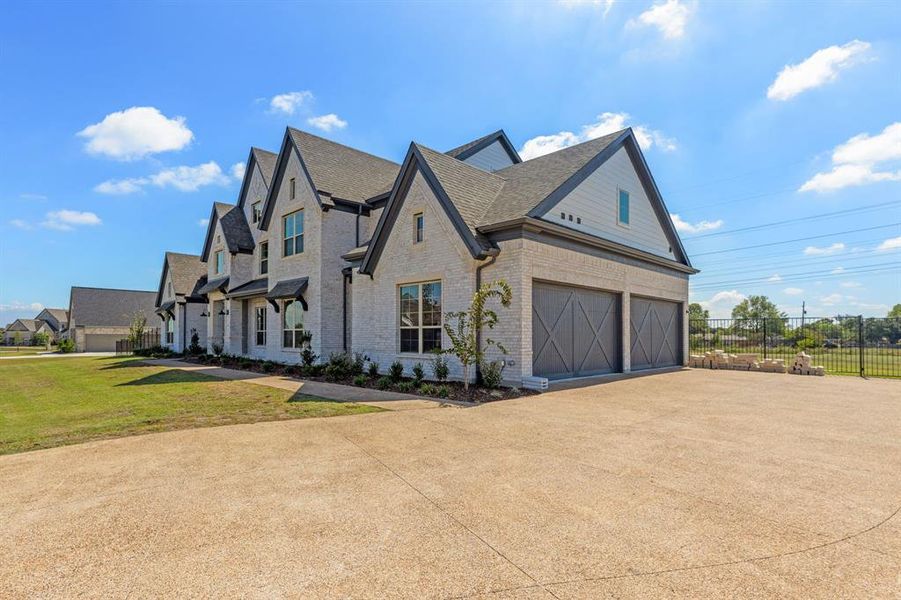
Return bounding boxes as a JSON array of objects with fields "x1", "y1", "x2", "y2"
[
  {"x1": 784, "y1": 287, "x2": 804, "y2": 296},
  {"x1": 9, "y1": 219, "x2": 33, "y2": 230},
  {"x1": 767, "y1": 274, "x2": 782, "y2": 282},
  {"x1": 0, "y1": 301, "x2": 44, "y2": 312},
  {"x1": 800, "y1": 123, "x2": 901, "y2": 193},
  {"x1": 198, "y1": 218, "x2": 209, "y2": 227},
  {"x1": 820, "y1": 293, "x2": 843, "y2": 306},
  {"x1": 830, "y1": 267, "x2": 845, "y2": 274},
  {"x1": 19, "y1": 193, "x2": 47, "y2": 201},
  {"x1": 77, "y1": 106, "x2": 193, "y2": 161},
  {"x1": 840, "y1": 281, "x2": 862, "y2": 288},
  {"x1": 95, "y1": 161, "x2": 231, "y2": 195},
  {"x1": 307, "y1": 113, "x2": 348, "y2": 132},
  {"x1": 230, "y1": 162, "x2": 246, "y2": 181},
  {"x1": 41, "y1": 210, "x2": 102, "y2": 231},
  {"x1": 803, "y1": 242, "x2": 845, "y2": 256},
  {"x1": 269, "y1": 91, "x2": 313, "y2": 116},
  {"x1": 876, "y1": 236, "x2": 901, "y2": 251},
  {"x1": 697, "y1": 289, "x2": 746, "y2": 318},
  {"x1": 670, "y1": 213, "x2": 723, "y2": 234},
  {"x1": 628, "y1": 0, "x2": 692, "y2": 40},
  {"x1": 767, "y1": 41, "x2": 870, "y2": 101},
  {"x1": 559, "y1": 0, "x2": 615, "y2": 17},
  {"x1": 519, "y1": 112, "x2": 676, "y2": 160}
]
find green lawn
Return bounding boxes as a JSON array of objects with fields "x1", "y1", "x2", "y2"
[
  {"x1": 0, "y1": 346, "x2": 56, "y2": 355},
  {"x1": 0, "y1": 356, "x2": 381, "y2": 455}
]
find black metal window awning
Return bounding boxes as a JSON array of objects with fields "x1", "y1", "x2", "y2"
[
  {"x1": 265, "y1": 277, "x2": 309, "y2": 312},
  {"x1": 196, "y1": 276, "x2": 229, "y2": 296},
  {"x1": 227, "y1": 277, "x2": 269, "y2": 299}
]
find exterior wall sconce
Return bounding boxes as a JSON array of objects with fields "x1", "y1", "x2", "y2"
[{"x1": 218, "y1": 309, "x2": 229, "y2": 316}]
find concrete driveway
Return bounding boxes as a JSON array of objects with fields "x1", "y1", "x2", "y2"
[{"x1": 1, "y1": 370, "x2": 899, "y2": 598}]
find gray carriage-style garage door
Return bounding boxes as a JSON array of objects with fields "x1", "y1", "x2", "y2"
[
  {"x1": 532, "y1": 281, "x2": 621, "y2": 380},
  {"x1": 629, "y1": 297, "x2": 681, "y2": 370}
]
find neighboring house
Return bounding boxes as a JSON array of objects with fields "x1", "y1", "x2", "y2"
[
  {"x1": 34, "y1": 308, "x2": 69, "y2": 340},
  {"x1": 154, "y1": 252, "x2": 208, "y2": 352},
  {"x1": 3, "y1": 319, "x2": 54, "y2": 345},
  {"x1": 191, "y1": 126, "x2": 695, "y2": 385},
  {"x1": 65, "y1": 287, "x2": 158, "y2": 352}
]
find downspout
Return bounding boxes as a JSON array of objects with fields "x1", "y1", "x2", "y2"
[
  {"x1": 473, "y1": 249, "x2": 500, "y2": 384},
  {"x1": 342, "y1": 267, "x2": 351, "y2": 353},
  {"x1": 181, "y1": 302, "x2": 187, "y2": 351}
]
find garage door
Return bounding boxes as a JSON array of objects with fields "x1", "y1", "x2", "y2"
[
  {"x1": 532, "y1": 282, "x2": 621, "y2": 379},
  {"x1": 84, "y1": 334, "x2": 122, "y2": 352},
  {"x1": 629, "y1": 297, "x2": 681, "y2": 370}
]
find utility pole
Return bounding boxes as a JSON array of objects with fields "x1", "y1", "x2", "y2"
[{"x1": 801, "y1": 300, "x2": 806, "y2": 329}]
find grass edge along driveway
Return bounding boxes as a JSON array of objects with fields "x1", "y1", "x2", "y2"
[{"x1": 0, "y1": 356, "x2": 380, "y2": 455}]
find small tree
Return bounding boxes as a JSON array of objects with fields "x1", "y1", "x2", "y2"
[
  {"x1": 688, "y1": 302, "x2": 710, "y2": 335},
  {"x1": 13, "y1": 331, "x2": 22, "y2": 346},
  {"x1": 127, "y1": 312, "x2": 148, "y2": 348},
  {"x1": 188, "y1": 329, "x2": 203, "y2": 355},
  {"x1": 32, "y1": 332, "x2": 50, "y2": 348},
  {"x1": 442, "y1": 279, "x2": 512, "y2": 391}
]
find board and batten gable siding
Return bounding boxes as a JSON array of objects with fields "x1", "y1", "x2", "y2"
[
  {"x1": 350, "y1": 171, "x2": 478, "y2": 381},
  {"x1": 462, "y1": 140, "x2": 516, "y2": 172},
  {"x1": 264, "y1": 148, "x2": 325, "y2": 362},
  {"x1": 241, "y1": 164, "x2": 269, "y2": 244},
  {"x1": 545, "y1": 146, "x2": 675, "y2": 260}
]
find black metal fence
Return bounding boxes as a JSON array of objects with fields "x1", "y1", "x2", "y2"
[
  {"x1": 689, "y1": 316, "x2": 901, "y2": 379},
  {"x1": 115, "y1": 330, "x2": 161, "y2": 355}
]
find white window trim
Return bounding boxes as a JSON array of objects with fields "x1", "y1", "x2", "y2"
[
  {"x1": 282, "y1": 299, "x2": 304, "y2": 350},
  {"x1": 414, "y1": 212, "x2": 424, "y2": 244},
  {"x1": 251, "y1": 201, "x2": 262, "y2": 224},
  {"x1": 259, "y1": 241, "x2": 269, "y2": 275},
  {"x1": 616, "y1": 187, "x2": 631, "y2": 229},
  {"x1": 398, "y1": 280, "x2": 442, "y2": 354},
  {"x1": 283, "y1": 210, "x2": 304, "y2": 258},
  {"x1": 254, "y1": 305, "x2": 267, "y2": 346},
  {"x1": 215, "y1": 250, "x2": 225, "y2": 274}
]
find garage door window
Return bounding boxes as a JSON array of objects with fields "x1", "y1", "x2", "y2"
[{"x1": 399, "y1": 281, "x2": 442, "y2": 353}]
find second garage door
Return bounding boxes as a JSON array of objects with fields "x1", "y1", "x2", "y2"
[
  {"x1": 629, "y1": 297, "x2": 681, "y2": 370},
  {"x1": 532, "y1": 282, "x2": 621, "y2": 379}
]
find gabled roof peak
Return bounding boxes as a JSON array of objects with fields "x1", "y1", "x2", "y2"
[{"x1": 445, "y1": 129, "x2": 522, "y2": 165}]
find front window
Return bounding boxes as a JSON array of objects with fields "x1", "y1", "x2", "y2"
[
  {"x1": 399, "y1": 281, "x2": 442, "y2": 353},
  {"x1": 283, "y1": 210, "x2": 304, "y2": 257},
  {"x1": 414, "y1": 213, "x2": 424, "y2": 243},
  {"x1": 255, "y1": 306, "x2": 267, "y2": 346},
  {"x1": 251, "y1": 201, "x2": 262, "y2": 224},
  {"x1": 283, "y1": 300, "x2": 304, "y2": 348},
  {"x1": 618, "y1": 189, "x2": 630, "y2": 226},
  {"x1": 215, "y1": 250, "x2": 224, "y2": 274},
  {"x1": 260, "y1": 241, "x2": 269, "y2": 275},
  {"x1": 166, "y1": 317, "x2": 174, "y2": 344}
]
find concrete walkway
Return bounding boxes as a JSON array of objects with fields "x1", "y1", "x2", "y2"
[{"x1": 145, "y1": 358, "x2": 445, "y2": 411}]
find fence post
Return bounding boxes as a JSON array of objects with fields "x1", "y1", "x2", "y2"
[
  {"x1": 763, "y1": 319, "x2": 767, "y2": 360},
  {"x1": 858, "y1": 315, "x2": 864, "y2": 378}
]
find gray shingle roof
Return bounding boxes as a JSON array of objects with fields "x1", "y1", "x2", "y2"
[
  {"x1": 41, "y1": 308, "x2": 69, "y2": 324},
  {"x1": 69, "y1": 287, "x2": 158, "y2": 328},
  {"x1": 252, "y1": 147, "x2": 278, "y2": 187},
  {"x1": 165, "y1": 252, "x2": 207, "y2": 297},
  {"x1": 479, "y1": 130, "x2": 625, "y2": 226},
  {"x1": 9, "y1": 318, "x2": 43, "y2": 332},
  {"x1": 215, "y1": 202, "x2": 255, "y2": 254},
  {"x1": 289, "y1": 128, "x2": 399, "y2": 202},
  {"x1": 414, "y1": 144, "x2": 506, "y2": 241}
]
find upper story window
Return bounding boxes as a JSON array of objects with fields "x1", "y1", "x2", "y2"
[
  {"x1": 167, "y1": 281, "x2": 173, "y2": 297},
  {"x1": 255, "y1": 306, "x2": 267, "y2": 346},
  {"x1": 283, "y1": 300, "x2": 304, "y2": 348},
  {"x1": 399, "y1": 281, "x2": 442, "y2": 354},
  {"x1": 259, "y1": 241, "x2": 269, "y2": 275},
  {"x1": 251, "y1": 201, "x2": 262, "y2": 224},
  {"x1": 283, "y1": 210, "x2": 304, "y2": 257},
  {"x1": 166, "y1": 317, "x2": 174, "y2": 344},
  {"x1": 414, "y1": 213, "x2": 424, "y2": 243},
  {"x1": 617, "y1": 189, "x2": 630, "y2": 227},
  {"x1": 215, "y1": 250, "x2": 225, "y2": 274},
  {"x1": 289, "y1": 178, "x2": 296, "y2": 200}
]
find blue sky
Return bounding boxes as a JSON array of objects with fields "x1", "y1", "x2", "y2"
[{"x1": 1, "y1": 0, "x2": 899, "y2": 324}]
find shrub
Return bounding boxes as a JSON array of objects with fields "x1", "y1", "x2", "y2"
[
  {"x1": 351, "y1": 352, "x2": 368, "y2": 376},
  {"x1": 300, "y1": 348, "x2": 318, "y2": 367},
  {"x1": 32, "y1": 332, "x2": 50, "y2": 347},
  {"x1": 353, "y1": 374, "x2": 367, "y2": 387},
  {"x1": 284, "y1": 365, "x2": 301, "y2": 377},
  {"x1": 261, "y1": 360, "x2": 276, "y2": 373},
  {"x1": 397, "y1": 381, "x2": 414, "y2": 393},
  {"x1": 412, "y1": 362, "x2": 425, "y2": 386},
  {"x1": 57, "y1": 338, "x2": 76, "y2": 353},
  {"x1": 437, "y1": 385, "x2": 450, "y2": 399},
  {"x1": 211, "y1": 342, "x2": 224, "y2": 356},
  {"x1": 481, "y1": 359, "x2": 505, "y2": 389},
  {"x1": 389, "y1": 360, "x2": 404, "y2": 382},
  {"x1": 187, "y1": 329, "x2": 203, "y2": 355},
  {"x1": 419, "y1": 383, "x2": 437, "y2": 396},
  {"x1": 376, "y1": 376, "x2": 393, "y2": 390},
  {"x1": 325, "y1": 352, "x2": 355, "y2": 380},
  {"x1": 431, "y1": 354, "x2": 449, "y2": 382},
  {"x1": 368, "y1": 361, "x2": 380, "y2": 378},
  {"x1": 306, "y1": 364, "x2": 325, "y2": 377}
]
